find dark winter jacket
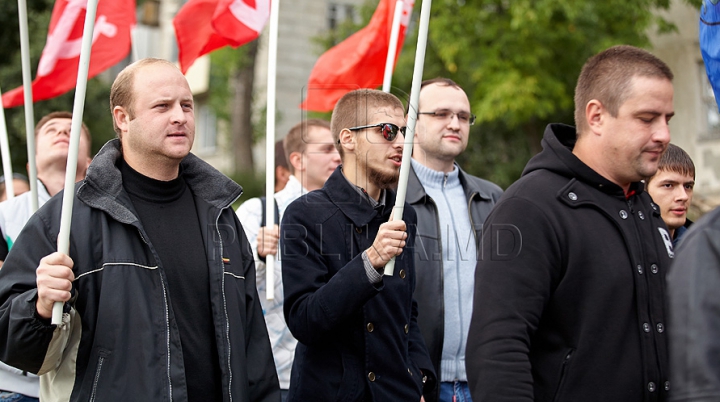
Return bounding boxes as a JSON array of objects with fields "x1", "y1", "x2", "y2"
[
  {"x1": 407, "y1": 163, "x2": 502, "y2": 402},
  {"x1": 668, "y1": 208, "x2": 720, "y2": 401},
  {"x1": 281, "y1": 167, "x2": 435, "y2": 402},
  {"x1": 466, "y1": 124, "x2": 673, "y2": 402},
  {"x1": 0, "y1": 139, "x2": 280, "y2": 402}
]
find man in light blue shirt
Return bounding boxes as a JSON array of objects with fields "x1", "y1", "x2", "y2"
[{"x1": 407, "y1": 78, "x2": 503, "y2": 402}]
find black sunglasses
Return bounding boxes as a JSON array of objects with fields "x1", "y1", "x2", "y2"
[{"x1": 348, "y1": 123, "x2": 406, "y2": 142}]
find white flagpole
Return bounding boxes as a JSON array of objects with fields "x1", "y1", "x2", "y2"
[
  {"x1": 17, "y1": 0, "x2": 37, "y2": 211},
  {"x1": 0, "y1": 87, "x2": 16, "y2": 200},
  {"x1": 264, "y1": 0, "x2": 280, "y2": 300},
  {"x1": 384, "y1": 0, "x2": 431, "y2": 276},
  {"x1": 382, "y1": 0, "x2": 404, "y2": 92},
  {"x1": 52, "y1": 0, "x2": 99, "y2": 325}
]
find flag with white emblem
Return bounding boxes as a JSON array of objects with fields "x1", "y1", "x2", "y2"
[
  {"x1": 174, "y1": 0, "x2": 270, "y2": 74},
  {"x1": 2, "y1": 0, "x2": 135, "y2": 108}
]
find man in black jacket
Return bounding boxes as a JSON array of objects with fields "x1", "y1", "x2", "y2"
[
  {"x1": 0, "y1": 58, "x2": 279, "y2": 401},
  {"x1": 466, "y1": 45, "x2": 675, "y2": 401},
  {"x1": 408, "y1": 78, "x2": 502, "y2": 402},
  {"x1": 281, "y1": 89, "x2": 435, "y2": 401}
]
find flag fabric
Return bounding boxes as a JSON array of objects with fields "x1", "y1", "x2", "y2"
[
  {"x1": 701, "y1": 0, "x2": 720, "y2": 112},
  {"x1": 2, "y1": 0, "x2": 135, "y2": 109},
  {"x1": 300, "y1": 0, "x2": 414, "y2": 112},
  {"x1": 174, "y1": 0, "x2": 270, "y2": 74}
]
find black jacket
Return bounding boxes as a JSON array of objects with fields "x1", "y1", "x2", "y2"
[
  {"x1": 466, "y1": 124, "x2": 673, "y2": 402},
  {"x1": 668, "y1": 208, "x2": 720, "y2": 401},
  {"x1": 0, "y1": 140, "x2": 280, "y2": 401},
  {"x1": 407, "y1": 163, "x2": 502, "y2": 402},
  {"x1": 281, "y1": 167, "x2": 435, "y2": 402}
]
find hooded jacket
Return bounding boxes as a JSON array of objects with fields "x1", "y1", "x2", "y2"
[
  {"x1": 281, "y1": 167, "x2": 435, "y2": 401},
  {"x1": 0, "y1": 139, "x2": 280, "y2": 401},
  {"x1": 466, "y1": 124, "x2": 673, "y2": 402}
]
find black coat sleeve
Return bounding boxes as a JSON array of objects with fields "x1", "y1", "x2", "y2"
[
  {"x1": 668, "y1": 212, "x2": 720, "y2": 401},
  {"x1": 466, "y1": 197, "x2": 562, "y2": 402},
  {"x1": 0, "y1": 210, "x2": 59, "y2": 373}
]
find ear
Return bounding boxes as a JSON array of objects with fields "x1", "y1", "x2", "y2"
[
  {"x1": 585, "y1": 99, "x2": 605, "y2": 135},
  {"x1": 338, "y1": 128, "x2": 356, "y2": 153},
  {"x1": 113, "y1": 106, "x2": 131, "y2": 137},
  {"x1": 288, "y1": 151, "x2": 303, "y2": 173}
]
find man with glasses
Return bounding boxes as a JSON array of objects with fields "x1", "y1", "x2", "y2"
[
  {"x1": 408, "y1": 78, "x2": 502, "y2": 402},
  {"x1": 281, "y1": 89, "x2": 435, "y2": 401}
]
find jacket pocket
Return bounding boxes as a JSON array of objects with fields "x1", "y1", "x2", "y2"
[
  {"x1": 553, "y1": 348, "x2": 574, "y2": 402},
  {"x1": 335, "y1": 351, "x2": 363, "y2": 402},
  {"x1": 89, "y1": 349, "x2": 112, "y2": 402}
]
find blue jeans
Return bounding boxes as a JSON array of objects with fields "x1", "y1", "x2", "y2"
[
  {"x1": 439, "y1": 381, "x2": 473, "y2": 402},
  {"x1": 0, "y1": 392, "x2": 38, "y2": 402}
]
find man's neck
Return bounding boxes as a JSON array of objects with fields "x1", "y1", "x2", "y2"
[
  {"x1": 37, "y1": 169, "x2": 83, "y2": 197},
  {"x1": 297, "y1": 173, "x2": 319, "y2": 192},
  {"x1": 341, "y1": 164, "x2": 381, "y2": 201},
  {"x1": 123, "y1": 155, "x2": 180, "y2": 182},
  {"x1": 572, "y1": 139, "x2": 631, "y2": 193},
  {"x1": 412, "y1": 153, "x2": 455, "y2": 174}
]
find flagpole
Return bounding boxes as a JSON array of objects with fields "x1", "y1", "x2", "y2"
[
  {"x1": 384, "y1": 0, "x2": 430, "y2": 276},
  {"x1": 264, "y1": 0, "x2": 280, "y2": 301},
  {"x1": 0, "y1": 87, "x2": 15, "y2": 200},
  {"x1": 52, "y1": 0, "x2": 99, "y2": 326},
  {"x1": 382, "y1": 0, "x2": 404, "y2": 92},
  {"x1": 17, "y1": 0, "x2": 38, "y2": 211}
]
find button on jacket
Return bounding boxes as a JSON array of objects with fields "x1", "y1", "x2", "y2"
[
  {"x1": 466, "y1": 124, "x2": 673, "y2": 402},
  {"x1": 281, "y1": 167, "x2": 435, "y2": 402}
]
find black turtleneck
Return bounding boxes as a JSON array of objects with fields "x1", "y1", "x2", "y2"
[{"x1": 119, "y1": 159, "x2": 221, "y2": 401}]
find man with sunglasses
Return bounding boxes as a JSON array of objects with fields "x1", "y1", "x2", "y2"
[
  {"x1": 408, "y1": 78, "x2": 503, "y2": 402},
  {"x1": 281, "y1": 89, "x2": 435, "y2": 401}
]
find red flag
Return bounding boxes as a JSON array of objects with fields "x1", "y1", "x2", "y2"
[
  {"x1": 300, "y1": 0, "x2": 414, "y2": 112},
  {"x1": 2, "y1": 0, "x2": 135, "y2": 109},
  {"x1": 174, "y1": 0, "x2": 270, "y2": 74}
]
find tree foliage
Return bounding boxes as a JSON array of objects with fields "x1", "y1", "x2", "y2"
[{"x1": 321, "y1": 0, "x2": 699, "y2": 188}]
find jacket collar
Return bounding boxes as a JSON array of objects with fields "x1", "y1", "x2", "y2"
[
  {"x1": 406, "y1": 160, "x2": 493, "y2": 204},
  {"x1": 524, "y1": 124, "x2": 645, "y2": 198},
  {"x1": 324, "y1": 166, "x2": 395, "y2": 227},
  {"x1": 77, "y1": 139, "x2": 242, "y2": 224}
]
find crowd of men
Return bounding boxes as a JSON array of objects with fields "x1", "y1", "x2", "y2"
[{"x1": 0, "y1": 44, "x2": 715, "y2": 402}]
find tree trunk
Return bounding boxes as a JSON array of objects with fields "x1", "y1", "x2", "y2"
[
  {"x1": 231, "y1": 40, "x2": 259, "y2": 174},
  {"x1": 524, "y1": 119, "x2": 543, "y2": 156}
]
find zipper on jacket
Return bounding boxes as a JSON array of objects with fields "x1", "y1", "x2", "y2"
[
  {"x1": 215, "y1": 206, "x2": 233, "y2": 402},
  {"x1": 89, "y1": 353, "x2": 107, "y2": 402},
  {"x1": 553, "y1": 349, "x2": 574, "y2": 402},
  {"x1": 137, "y1": 227, "x2": 174, "y2": 399}
]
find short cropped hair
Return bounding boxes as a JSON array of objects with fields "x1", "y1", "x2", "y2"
[
  {"x1": 647, "y1": 143, "x2": 695, "y2": 182},
  {"x1": 413, "y1": 77, "x2": 462, "y2": 113},
  {"x1": 35, "y1": 111, "x2": 92, "y2": 149},
  {"x1": 331, "y1": 89, "x2": 404, "y2": 158},
  {"x1": 110, "y1": 58, "x2": 179, "y2": 136},
  {"x1": 282, "y1": 119, "x2": 330, "y2": 174},
  {"x1": 574, "y1": 45, "x2": 673, "y2": 134}
]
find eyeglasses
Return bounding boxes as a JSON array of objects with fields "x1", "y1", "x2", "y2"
[
  {"x1": 418, "y1": 109, "x2": 476, "y2": 125},
  {"x1": 348, "y1": 123, "x2": 406, "y2": 142}
]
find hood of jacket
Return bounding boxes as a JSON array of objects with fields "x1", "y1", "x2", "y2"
[
  {"x1": 77, "y1": 139, "x2": 243, "y2": 224},
  {"x1": 523, "y1": 123, "x2": 646, "y2": 198}
]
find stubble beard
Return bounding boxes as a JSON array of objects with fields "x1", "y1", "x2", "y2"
[{"x1": 368, "y1": 163, "x2": 400, "y2": 190}]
